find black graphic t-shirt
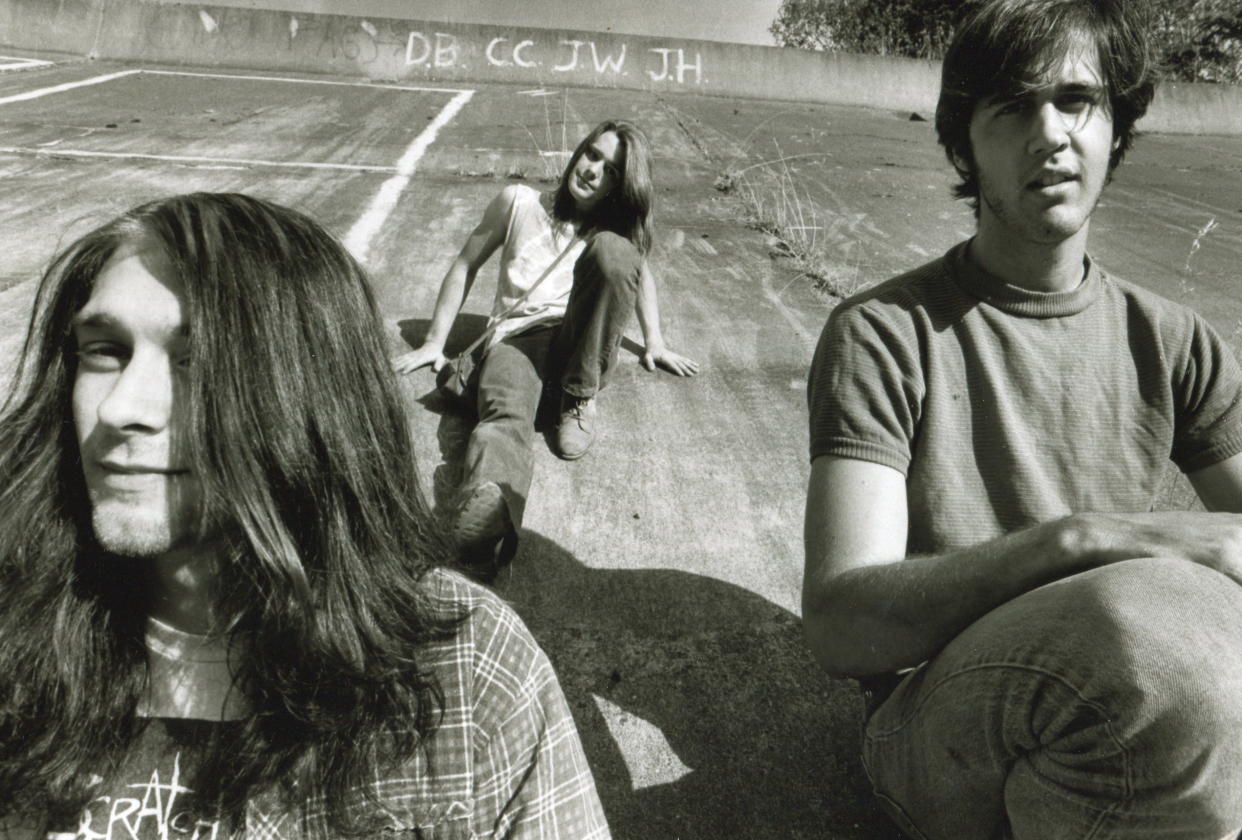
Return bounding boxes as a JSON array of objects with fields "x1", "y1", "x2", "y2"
[
  {"x1": 56, "y1": 719, "x2": 240, "y2": 840},
  {"x1": 49, "y1": 616, "x2": 247, "y2": 840}
]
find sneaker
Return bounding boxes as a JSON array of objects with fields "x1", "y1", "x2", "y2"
[
  {"x1": 452, "y1": 482, "x2": 517, "y2": 583},
  {"x1": 555, "y1": 394, "x2": 597, "y2": 460}
]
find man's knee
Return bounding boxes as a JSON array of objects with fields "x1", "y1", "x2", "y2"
[
  {"x1": 954, "y1": 558, "x2": 1242, "y2": 688},
  {"x1": 984, "y1": 559, "x2": 1242, "y2": 824},
  {"x1": 1071, "y1": 557, "x2": 1242, "y2": 685},
  {"x1": 1075, "y1": 559, "x2": 1242, "y2": 749},
  {"x1": 916, "y1": 557, "x2": 1242, "y2": 761},
  {"x1": 578, "y1": 231, "x2": 641, "y2": 290},
  {"x1": 474, "y1": 353, "x2": 542, "y2": 424},
  {"x1": 475, "y1": 381, "x2": 540, "y2": 424},
  {"x1": 871, "y1": 560, "x2": 1242, "y2": 837},
  {"x1": 1012, "y1": 560, "x2": 1242, "y2": 837}
]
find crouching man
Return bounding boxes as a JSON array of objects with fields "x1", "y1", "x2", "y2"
[{"x1": 804, "y1": 1, "x2": 1242, "y2": 837}]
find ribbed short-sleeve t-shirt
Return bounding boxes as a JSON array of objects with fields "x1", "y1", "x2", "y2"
[{"x1": 808, "y1": 241, "x2": 1242, "y2": 556}]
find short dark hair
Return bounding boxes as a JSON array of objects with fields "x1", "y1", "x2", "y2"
[
  {"x1": 0, "y1": 193, "x2": 459, "y2": 833},
  {"x1": 935, "y1": 0, "x2": 1157, "y2": 209},
  {"x1": 553, "y1": 119, "x2": 655, "y2": 254}
]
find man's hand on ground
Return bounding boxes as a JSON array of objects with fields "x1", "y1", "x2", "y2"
[
  {"x1": 642, "y1": 344, "x2": 700, "y2": 377},
  {"x1": 392, "y1": 344, "x2": 448, "y2": 375}
]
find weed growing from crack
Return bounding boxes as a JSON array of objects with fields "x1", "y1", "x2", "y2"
[
  {"x1": 1178, "y1": 215, "x2": 1218, "y2": 296},
  {"x1": 512, "y1": 89, "x2": 574, "y2": 183},
  {"x1": 452, "y1": 166, "x2": 497, "y2": 179},
  {"x1": 718, "y1": 146, "x2": 867, "y2": 299},
  {"x1": 1154, "y1": 218, "x2": 1230, "y2": 513}
]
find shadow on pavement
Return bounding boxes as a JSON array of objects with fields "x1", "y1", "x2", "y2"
[
  {"x1": 495, "y1": 531, "x2": 900, "y2": 840},
  {"x1": 397, "y1": 314, "x2": 490, "y2": 360},
  {"x1": 402, "y1": 316, "x2": 897, "y2": 839},
  {"x1": 414, "y1": 388, "x2": 471, "y2": 513},
  {"x1": 398, "y1": 316, "x2": 483, "y2": 511}
]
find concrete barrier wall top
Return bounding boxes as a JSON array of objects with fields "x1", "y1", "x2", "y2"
[
  {"x1": 1, "y1": 0, "x2": 1237, "y2": 134},
  {"x1": 1144, "y1": 82, "x2": 1242, "y2": 135}
]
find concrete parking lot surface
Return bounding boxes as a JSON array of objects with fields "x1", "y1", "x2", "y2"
[{"x1": 2, "y1": 54, "x2": 1240, "y2": 839}]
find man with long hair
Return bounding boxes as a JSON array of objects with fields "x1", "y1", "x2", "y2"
[
  {"x1": 804, "y1": 0, "x2": 1242, "y2": 837},
  {"x1": 0, "y1": 193, "x2": 609, "y2": 838},
  {"x1": 393, "y1": 119, "x2": 698, "y2": 576}
]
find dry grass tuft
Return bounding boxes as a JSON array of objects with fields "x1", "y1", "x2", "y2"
[
  {"x1": 513, "y1": 89, "x2": 574, "y2": 182},
  {"x1": 719, "y1": 148, "x2": 869, "y2": 299}
]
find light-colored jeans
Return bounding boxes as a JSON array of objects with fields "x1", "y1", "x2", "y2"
[{"x1": 864, "y1": 557, "x2": 1242, "y2": 840}]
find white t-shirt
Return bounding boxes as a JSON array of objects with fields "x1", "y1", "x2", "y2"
[
  {"x1": 21, "y1": 622, "x2": 248, "y2": 839},
  {"x1": 138, "y1": 616, "x2": 246, "y2": 721},
  {"x1": 484, "y1": 185, "x2": 585, "y2": 348}
]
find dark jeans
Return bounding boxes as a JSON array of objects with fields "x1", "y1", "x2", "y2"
[
  {"x1": 864, "y1": 557, "x2": 1242, "y2": 840},
  {"x1": 461, "y1": 231, "x2": 641, "y2": 528}
]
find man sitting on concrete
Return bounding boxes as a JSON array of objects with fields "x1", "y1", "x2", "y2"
[
  {"x1": 393, "y1": 119, "x2": 697, "y2": 579},
  {"x1": 803, "y1": 0, "x2": 1242, "y2": 836},
  {"x1": 0, "y1": 193, "x2": 609, "y2": 838}
]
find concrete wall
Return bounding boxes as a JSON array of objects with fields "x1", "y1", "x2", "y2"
[
  {"x1": 1146, "y1": 81, "x2": 1242, "y2": 135},
  {"x1": 148, "y1": 0, "x2": 787, "y2": 48},
  {"x1": 1, "y1": 0, "x2": 1238, "y2": 134}
]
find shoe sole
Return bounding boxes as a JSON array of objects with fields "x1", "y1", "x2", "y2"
[{"x1": 554, "y1": 444, "x2": 592, "y2": 461}]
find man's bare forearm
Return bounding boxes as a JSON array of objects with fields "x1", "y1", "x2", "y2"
[
  {"x1": 804, "y1": 517, "x2": 1080, "y2": 677},
  {"x1": 634, "y1": 263, "x2": 664, "y2": 350},
  {"x1": 421, "y1": 259, "x2": 474, "y2": 351},
  {"x1": 804, "y1": 510, "x2": 1242, "y2": 678}
]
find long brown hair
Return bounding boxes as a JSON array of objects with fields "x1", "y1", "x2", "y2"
[
  {"x1": 0, "y1": 193, "x2": 460, "y2": 833},
  {"x1": 553, "y1": 118, "x2": 655, "y2": 254},
  {"x1": 935, "y1": 0, "x2": 1156, "y2": 211}
]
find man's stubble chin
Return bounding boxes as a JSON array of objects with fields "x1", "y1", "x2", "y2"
[
  {"x1": 979, "y1": 173, "x2": 1104, "y2": 247},
  {"x1": 88, "y1": 498, "x2": 191, "y2": 557}
]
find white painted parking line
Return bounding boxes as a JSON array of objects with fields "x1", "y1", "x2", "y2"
[
  {"x1": 0, "y1": 68, "x2": 473, "y2": 109},
  {"x1": 344, "y1": 88, "x2": 475, "y2": 262},
  {"x1": 140, "y1": 68, "x2": 473, "y2": 95},
  {"x1": 0, "y1": 66, "x2": 474, "y2": 257},
  {"x1": 0, "y1": 146, "x2": 398, "y2": 173},
  {"x1": 0, "y1": 68, "x2": 472, "y2": 175},
  {"x1": 0, "y1": 69, "x2": 140, "y2": 105},
  {"x1": 0, "y1": 56, "x2": 53, "y2": 72}
]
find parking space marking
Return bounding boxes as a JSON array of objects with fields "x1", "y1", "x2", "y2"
[
  {"x1": 0, "y1": 69, "x2": 140, "y2": 105},
  {"x1": 0, "y1": 146, "x2": 399, "y2": 173},
  {"x1": 0, "y1": 56, "x2": 53, "y2": 72},
  {"x1": 0, "y1": 69, "x2": 474, "y2": 176},
  {"x1": 0, "y1": 67, "x2": 477, "y2": 262},
  {"x1": 140, "y1": 68, "x2": 472, "y2": 95},
  {"x1": 0, "y1": 68, "x2": 472, "y2": 109},
  {"x1": 344, "y1": 88, "x2": 475, "y2": 262}
]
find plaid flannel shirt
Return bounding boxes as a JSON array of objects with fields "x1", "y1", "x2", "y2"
[
  {"x1": 245, "y1": 569, "x2": 610, "y2": 840},
  {"x1": 3, "y1": 571, "x2": 607, "y2": 840}
]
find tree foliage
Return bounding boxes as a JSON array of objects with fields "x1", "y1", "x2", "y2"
[
  {"x1": 770, "y1": 0, "x2": 958, "y2": 58},
  {"x1": 770, "y1": 0, "x2": 1242, "y2": 83},
  {"x1": 1152, "y1": 0, "x2": 1242, "y2": 83}
]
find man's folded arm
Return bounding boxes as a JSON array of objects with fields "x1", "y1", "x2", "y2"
[
  {"x1": 802, "y1": 455, "x2": 1089, "y2": 678},
  {"x1": 802, "y1": 454, "x2": 1242, "y2": 679}
]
